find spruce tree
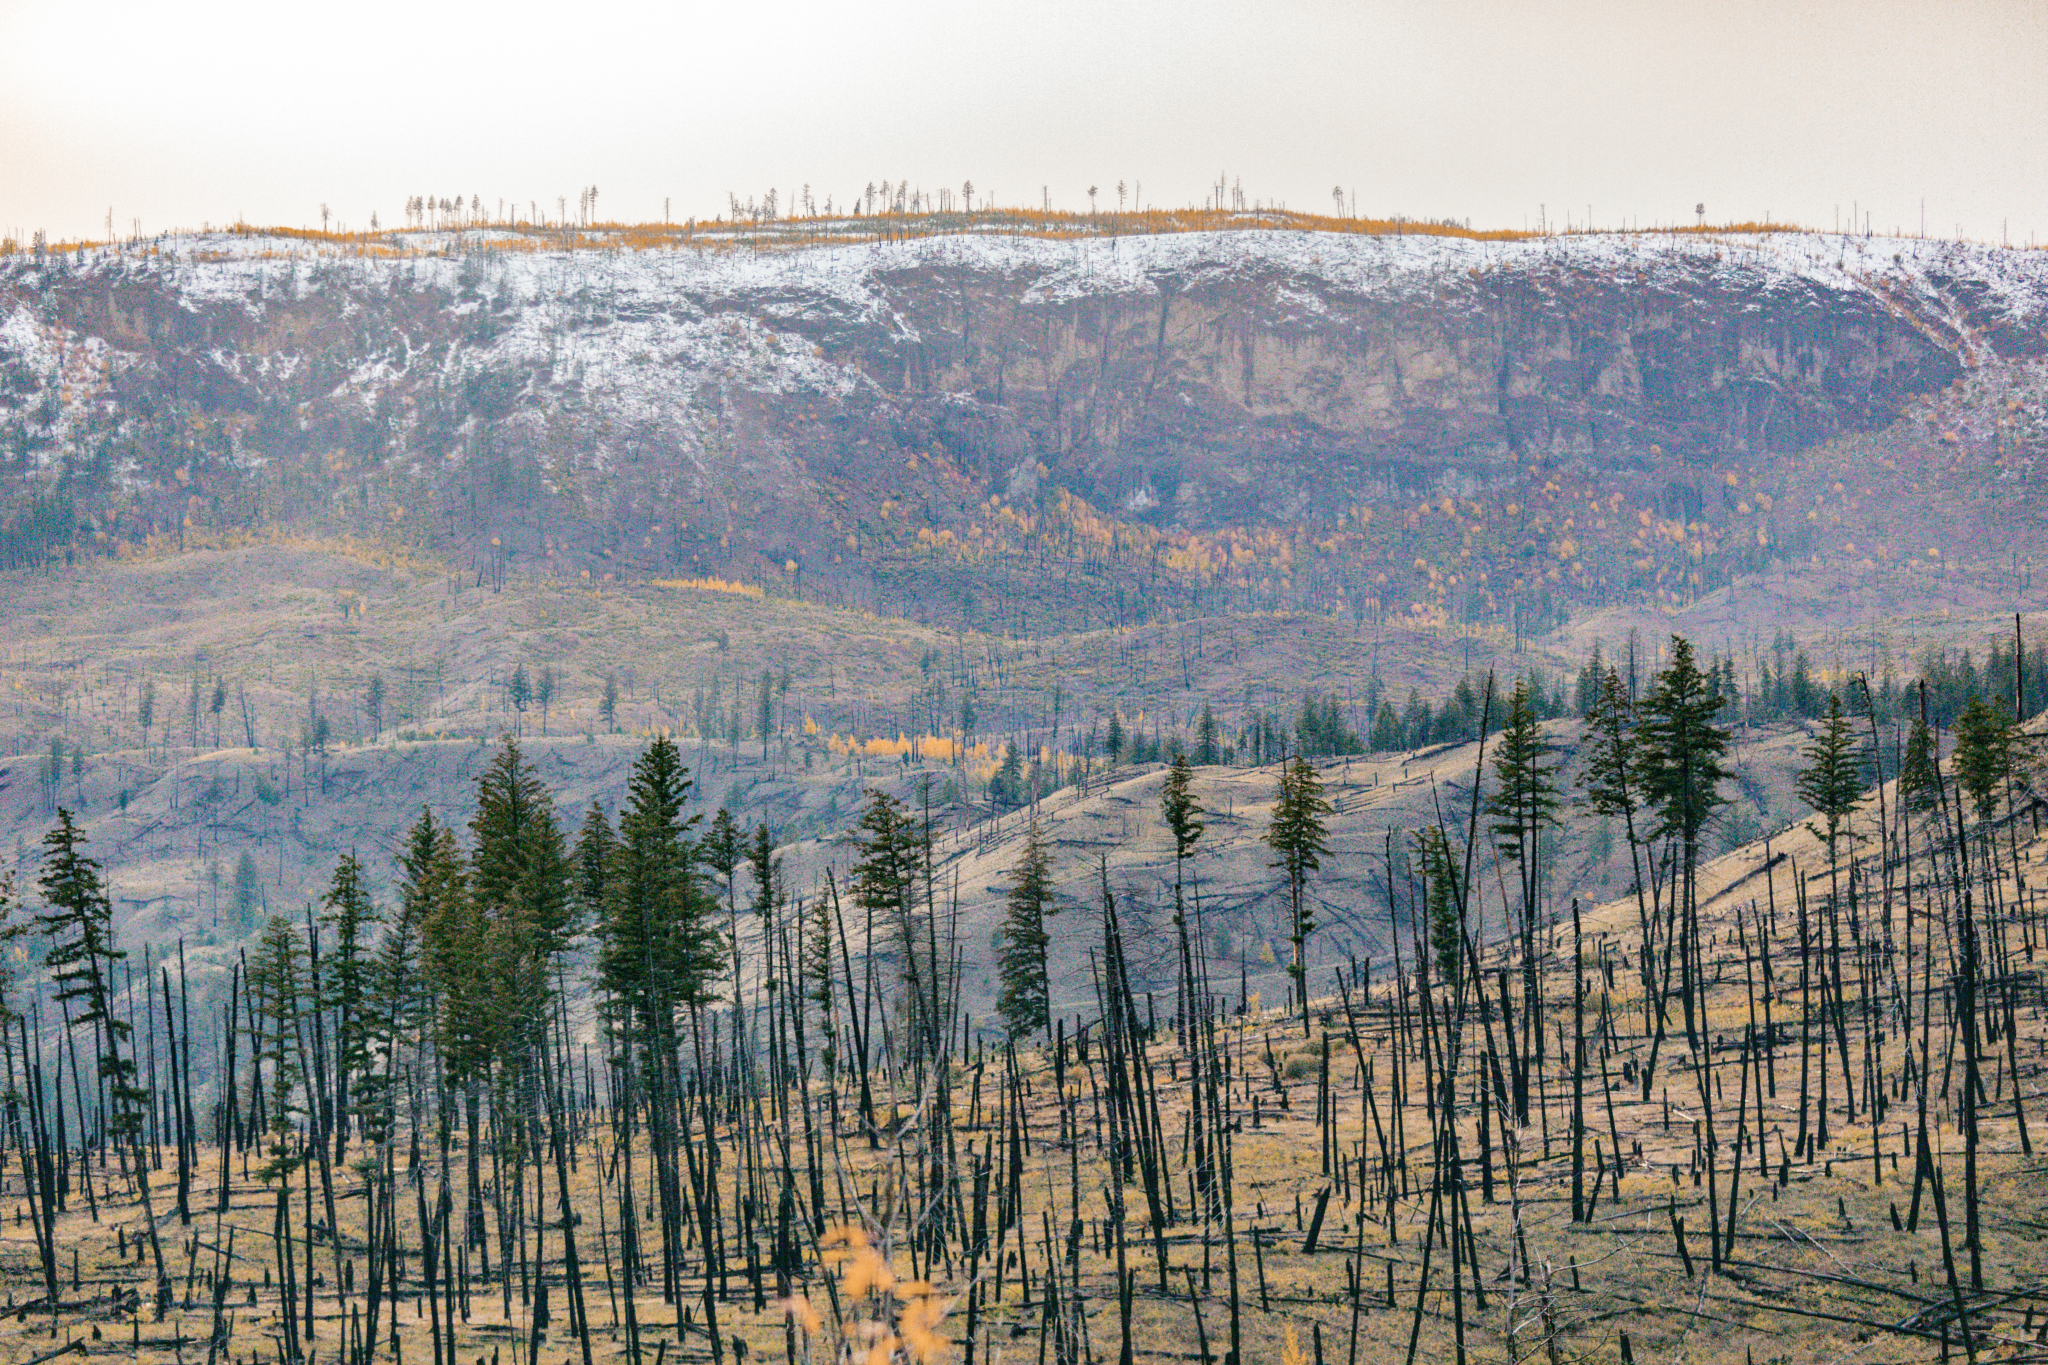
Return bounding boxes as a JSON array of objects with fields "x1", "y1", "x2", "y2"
[
  {"x1": 850, "y1": 790, "x2": 937, "y2": 1060},
  {"x1": 1954, "y1": 695, "x2": 2016, "y2": 824},
  {"x1": 468, "y1": 737, "x2": 575, "y2": 1073},
  {"x1": 574, "y1": 800, "x2": 617, "y2": 925},
  {"x1": 1488, "y1": 675, "x2": 1562, "y2": 1068},
  {"x1": 318, "y1": 852, "x2": 379, "y2": 1160},
  {"x1": 248, "y1": 913, "x2": 309, "y2": 1360},
  {"x1": 361, "y1": 814, "x2": 443, "y2": 1146},
  {"x1": 1639, "y1": 636, "x2": 1733, "y2": 1049},
  {"x1": 1797, "y1": 694, "x2": 1865, "y2": 859},
  {"x1": 749, "y1": 821, "x2": 778, "y2": 1012},
  {"x1": 1415, "y1": 825, "x2": 1462, "y2": 993},
  {"x1": 704, "y1": 807, "x2": 743, "y2": 916},
  {"x1": 995, "y1": 818, "x2": 1057, "y2": 1038},
  {"x1": 1899, "y1": 712, "x2": 1940, "y2": 814},
  {"x1": 1580, "y1": 664, "x2": 1669, "y2": 1064},
  {"x1": 991, "y1": 742, "x2": 1024, "y2": 808},
  {"x1": 1161, "y1": 754, "x2": 1205, "y2": 1028},
  {"x1": 38, "y1": 809, "x2": 169, "y2": 1300},
  {"x1": 1105, "y1": 711, "x2": 1126, "y2": 767},
  {"x1": 232, "y1": 849, "x2": 263, "y2": 929},
  {"x1": 1264, "y1": 755, "x2": 1332, "y2": 1029},
  {"x1": 1194, "y1": 703, "x2": 1221, "y2": 765},
  {"x1": 598, "y1": 737, "x2": 724, "y2": 1041}
]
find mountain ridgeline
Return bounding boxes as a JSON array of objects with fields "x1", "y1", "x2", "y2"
[{"x1": 3, "y1": 225, "x2": 2045, "y2": 625}]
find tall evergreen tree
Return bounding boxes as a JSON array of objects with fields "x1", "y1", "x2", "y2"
[
  {"x1": 37, "y1": 809, "x2": 169, "y2": 1300},
  {"x1": 231, "y1": 849, "x2": 263, "y2": 929},
  {"x1": 361, "y1": 812, "x2": 447, "y2": 1146},
  {"x1": 1638, "y1": 636, "x2": 1733, "y2": 1049},
  {"x1": 1797, "y1": 694, "x2": 1866, "y2": 860},
  {"x1": 995, "y1": 818, "x2": 1057, "y2": 1038},
  {"x1": 1899, "y1": 712, "x2": 1941, "y2": 814},
  {"x1": 1194, "y1": 703, "x2": 1221, "y2": 765},
  {"x1": 1414, "y1": 825, "x2": 1463, "y2": 994},
  {"x1": 850, "y1": 790, "x2": 937, "y2": 1061},
  {"x1": 1488, "y1": 675, "x2": 1562, "y2": 1071},
  {"x1": 318, "y1": 852, "x2": 379, "y2": 1159},
  {"x1": 1265, "y1": 755, "x2": 1332, "y2": 1029},
  {"x1": 1954, "y1": 695, "x2": 2017, "y2": 825},
  {"x1": 468, "y1": 737, "x2": 575, "y2": 1074},
  {"x1": 1160, "y1": 755, "x2": 1206, "y2": 1021},
  {"x1": 574, "y1": 801, "x2": 617, "y2": 926},
  {"x1": 749, "y1": 821, "x2": 779, "y2": 1021},
  {"x1": 248, "y1": 913, "x2": 309, "y2": 1361},
  {"x1": 597, "y1": 737, "x2": 724, "y2": 1040},
  {"x1": 1579, "y1": 664, "x2": 1671, "y2": 1069}
]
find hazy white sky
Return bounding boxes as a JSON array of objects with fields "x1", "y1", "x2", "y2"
[{"x1": 3, "y1": 0, "x2": 2044, "y2": 244}]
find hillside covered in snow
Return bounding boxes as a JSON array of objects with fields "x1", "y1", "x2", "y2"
[{"x1": 4, "y1": 223, "x2": 2046, "y2": 628}]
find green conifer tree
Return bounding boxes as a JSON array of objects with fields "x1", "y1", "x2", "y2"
[
  {"x1": 1639, "y1": 636, "x2": 1733, "y2": 1049},
  {"x1": 1899, "y1": 712, "x2": 1940, "y2": 814},
  {"x1": 1194, "y1": 704, "x2": 1221, "y2": 765},
  {"x1": 995, "y1": 818, "x2": 1057, "y2": 1038},
  {"x1": 850, "y1": 790, "x2": 937, "y2": 1060},
  {"x1": 318, "y1": 852, "x2": 379, "y2": 1160},
  {"x1": 597, "y1": 737, "x2": 724, "y2": 1041},
  {"x1": 1265, "y1": 755, "x2": 1332, "y2": 1029},
  {"x1": 1489, "y1": 675, "x2": 1561, "y2": 1079},
  {"x1": 1160, "y1": 754, "x2": 1205, "y2": 1034}
]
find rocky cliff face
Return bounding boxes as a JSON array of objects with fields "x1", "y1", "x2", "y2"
[{"x1": 3, "y1": 227, "x2": 2044, "y2": 619}]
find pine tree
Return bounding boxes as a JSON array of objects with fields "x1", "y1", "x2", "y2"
[
  {"x1": 601, "y1": 673, "x2": 620, "y2": 731},
  {"x1": 1489, "y1": 675, "x2": 1561, "y2": 1074},
  {"x1": 1370, "y1": 700, "x2": 1403, "y2": 752},
  {"x1": 995, "y1": 818, "x2": 1057, "y2": 1038},
  {"x1": 597, "y1": 737, "x2": 724, "y2": 1040},
  {"x1": 231, "y1": 849, "x2": 263, "y2": 929},
  {"x1": 360, "y1": 815, "x2": 442, "y2": 1146},
  {"x1": 1899, "y1": 712, "x2": 1940, "y2": 814},
  {"x1": 1265, "y1": 755, "x2": 1332, "y2": 1028},
  {"x1": 1579, "y1": 664, "x2": 1669, "y2": 1060},
  {"x1": 462, "y1": 740, "x2": 575, "y2": 1087},
  {"x1": 574, "y1": 801, "x2": 617, "y2": 925},
  {"x1": 704, "y1": 807, "x2": 743, "y2": 911},
  {"x1": 850, "y1": 790, "x2": 937, "y2": 1060},
  {"x1": 38, "y1": 811, "x2": 140, "y2": 1144},
  {"x1": 535, "y1": 666, "x2": 556, "y2": 735},
  {"x1": 1575, "y1": 643, "x2": 1605, "y2": 718},
  {"x1": 1105, "y1": 711, "x2": 1125, "y2": 767},
  {"x1": 1638, "y1": 636, "x2": 1733, "y2": 1048},
  {"x1": 419, "y1": 815, "x2": 492, "y2": 1085},
  {"x1": 318, "y1": 853, "x2": 379, "y2": 1160},
  {"x1": 1414, "y1": 825, "x2": 1463, "y2": 993},
  {"x1": 248, "y1": 914, "x2": 307, "y2": 1182},
  {"x1": 991, "y1": 742, "x2": 1024, "y2": 808},
  {"x1": 1194, "y1": 704, "x2": 1221, "y2": 765},
  {"x1": 803, "y1": 886, "x2": 838, "y2": 1075},
  {"x1": 509, "y1": 664, "x2": 533, "y2": 731},
  {"x1": 749, "y1": 821, "x2": 778, "y2": 1010},
  {"x1": 1796, "y1": 694, "x2": 1865, "y2": 857},
  {"x1": 385, "y1": 809, "x2": 458, "y2": 1035},
  {"x1": 1954, "y1": 695, "x2": 2016, "y2": 824},
  {"x1": 38, "y1": 811, "x2": 170, "y2": 1303},
  {"x1": 247, "y1": 912, "x2": 309, "y2": 1360},
  {"x1": 1160, "y1": 754, "x2": 1205, "y2": 1034}
]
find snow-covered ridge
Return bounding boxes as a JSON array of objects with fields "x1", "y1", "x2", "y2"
[
  {"x1": 9, "y1": 226, "x2": 2048, "y2": 334},
  {"x1": 4, "y1": 224, "x2": 2044, "y2": 528}
]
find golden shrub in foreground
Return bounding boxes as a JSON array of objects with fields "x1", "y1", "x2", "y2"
[{"x1": 777, "y1": 1225, "x2": 957, "y2": 1365}]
